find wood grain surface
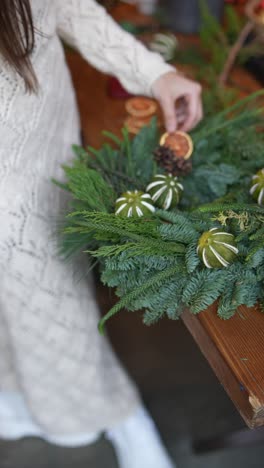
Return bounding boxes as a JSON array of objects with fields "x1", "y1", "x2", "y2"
[
  {"x1": 65, "y1": 3, "x2": 264, "y2": 428},
  {"x1": 182, "y1": 305, "x2": 264, "y2": 428}
]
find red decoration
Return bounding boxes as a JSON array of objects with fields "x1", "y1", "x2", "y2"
[
  {"x1": 256, "y1": 0, "x2": 264, "y2": 11},
  {"x1": 225, "y1": 0, "x2": 264, "y2": 9},
  {"x1": 107, "y1": 77, "x2": 133, "y2": 99}
]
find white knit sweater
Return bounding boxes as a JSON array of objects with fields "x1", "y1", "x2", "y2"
[{"x1": 0, "y1": 0, "x2": 173, "y2": 441}]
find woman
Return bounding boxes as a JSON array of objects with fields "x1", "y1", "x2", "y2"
[{"x1": 0, "y1": 1, "x2": 202, "y2": 467}]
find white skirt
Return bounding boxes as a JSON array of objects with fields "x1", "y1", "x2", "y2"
[{"x1": 0, "y1": 391, "x2": 100, "y2": 446}]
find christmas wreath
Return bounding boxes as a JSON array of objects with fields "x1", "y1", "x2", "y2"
[{"x1": 55, "y1": 91, "x2": 264, "y2": 332}]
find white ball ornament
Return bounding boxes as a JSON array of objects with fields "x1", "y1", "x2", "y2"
[
  {"x1": 197, "y1": 228, "x2": 238, "y2": 269},
  {"x1": 146, "y1": 174, "x2": 183, "y2": 210},
  {"x1": 250, "y1": 168, "x2": 264, "y2": 205},
  {"x1": 115, "y1": 190, "x2": 155, "y2": 218},
  {"x1": 149, "y1": 33, "x2": 178, "y2": 62}
]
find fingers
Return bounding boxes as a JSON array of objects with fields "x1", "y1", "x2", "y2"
[
  {"x1": 160, "y1": 93, "x2": 203, "y2": 133},
  {"x1": 181, "y1": 95, "x2": 199, "y2": 131},
  {"x1": 154, "y1": 73, "x2": 203, "y2": 133},
  {"x1": 159, "y1": 96, "x2": 178, "y2": 133},
  {"x1": 181, "y1": 86, "x2": 202, "y2": 132},
  {"x1": 196, "y1": 99, "x2": 203, "y2": 126}
]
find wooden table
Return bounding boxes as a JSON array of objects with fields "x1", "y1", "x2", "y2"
[
  {"x1": 66, "y1": 3, "x2": 264, "y2": 431},
  {"x1": 182, "y1": 305, "x2": 264, "y2": 429}
]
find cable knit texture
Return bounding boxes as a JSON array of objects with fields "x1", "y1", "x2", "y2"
[
  {"x1": 0, "y1": 0, "x2": 173, "y2": 436},
  {"x1": 56, "y1": 0, "x2": 174, "y2": 95}
]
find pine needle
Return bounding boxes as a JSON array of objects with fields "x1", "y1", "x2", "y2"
[{"x1": 98, "y1": 265, "x2": 183, "y2": 333}]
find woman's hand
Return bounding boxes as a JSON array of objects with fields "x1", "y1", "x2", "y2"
[{"x1": 152, "y1": 71, "x2": 203, "y2": 133}]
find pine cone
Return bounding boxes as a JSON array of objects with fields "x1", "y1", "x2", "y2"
[{"x1": 154, "y1": 145, "x2": 192, "y2": 176}]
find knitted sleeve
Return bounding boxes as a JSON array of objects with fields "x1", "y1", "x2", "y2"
[{"x1": 55, "y1": 0, "x2": 175, "y2": 96}]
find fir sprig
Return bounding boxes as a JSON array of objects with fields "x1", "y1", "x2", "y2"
[
  {"x1": 66, "y1": 211, "x2": 186, "y2": 255},
  {"x1": 98, "y1": 265, "x2": 184, "y2": 333}
]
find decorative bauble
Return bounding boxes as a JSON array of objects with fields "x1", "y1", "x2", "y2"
[
  {"x1": 197, "y1": 228, "x2": 238, "y2": 269},
  {"x1": 149, "y1": 33, "x2": 178, "y2": 62},
  {"x1": 154, "y1": 145, "x2": 192, "y2": 176},
  {"x1": 249, "y1": 168, "x2": 264, "y2": 205},
  {"x1": 146, "y1": 174, "x2": 183, "y2": 210},
  {"x1": 115, "y1": 190, "x2": 155, "y2": 217},
  {"x1": 160, "y1": 131, "x2": 193, "y2": 160}
]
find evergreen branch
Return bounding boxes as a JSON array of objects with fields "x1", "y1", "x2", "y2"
[
  {"x1": 213, "y1": 89, "x2": 264, "y2": 119},
  {"x1": 66, "y1": 211, "x2": 186, "y2": 254},
  {"x1": 86, "y1": 149, "x2": 141, "y2": 189},
  {"x1": 121, "y1": 127, "x2": 134, "y2": 177},
  {"x1": 102, "y1": 131, "x2": 122, "y2": 146},
  {"x1": 193, "y1": 107, "x2": 264, "y2": 142},
  {"x1": 87, "y1": 240, "x2": 184, "y2": 258},
  {"x1": 72, "y1": 144, "x2": 89, "y2": 162},
  {"x1": 86, "y1": 146, "x2": 101, "y2": 158},
  {"x1": 98, "y1": 265, "x2": 183, "y2": 333},
  {"x1": 85, "y1": 157, "x2": 114, "y2": 187},
  {"x1": 62, "y1": 163, "x2": 116, "y2": 212},
  {"x1": 197, "y1": 203, "x2": 264, "y2": 215},
  {"x1": 199, "y1": 0, "x2": 228, "y2": 46},
  {"x1": 51, "y1": 178, "x2": 70, "y2": 192},
  {"x1": 98, "y1": 167, "x2": 141, "y2": 188},
  {"x1": 192, "y1": 91, "x2": 264, "y2": 142},
  {"x1": 247, "y1": 242, "x2": 264, "y2": 261},
  {"x1": 250, "y1": 226, "x2": 264, "y2": 241}
]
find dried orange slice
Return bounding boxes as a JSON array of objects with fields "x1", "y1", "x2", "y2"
[
  {"x1": 125, "y1": 116, "x2": 158, "y2": 134},
  {"x1": 160, "y1": 131, "x2": 193, "y2": 160},
  {"x1": 125, "y1": 97, "x2": 157, "y2": 118}
]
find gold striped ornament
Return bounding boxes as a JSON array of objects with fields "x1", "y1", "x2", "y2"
[
  {"x1": 115, "y1": 190, "x2": 155, "y2": 218},
  {"x1": 249, "y1": 168, "x2": 264, "y2": 206},
  {"x1": 197, "y1": 228, "x2": 238, "y2": 269},
  {"x1": 146, "y1": 174, "x2": 183, "y2": 210}
]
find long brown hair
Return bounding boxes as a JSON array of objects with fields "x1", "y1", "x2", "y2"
[{"x1": 0, "y1": 0, "x2": 37, "y2": 92}]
